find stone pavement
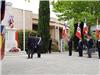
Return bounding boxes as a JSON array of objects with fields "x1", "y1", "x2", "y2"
[{"x1": 1, "y1": 51, "x2": 100, "y2": 75}]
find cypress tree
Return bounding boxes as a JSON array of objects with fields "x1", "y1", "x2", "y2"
[{"x1": 38, "y1": 0, "x2": 50, "y2": 53}]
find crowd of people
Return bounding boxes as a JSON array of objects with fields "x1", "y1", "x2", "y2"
[
  {"x1": 26, "y1": 32, "x2": 100, "y2": 59},
  {"x1": 68, "y1": 34, "x2": 100, "y2": 59}
]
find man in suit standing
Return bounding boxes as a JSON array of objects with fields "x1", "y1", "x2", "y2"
[
  {"x1": 27, "y1": 33, "x2": 36, "y2": 59},
  {"x1": 87, "y1": 34, "x2": 93, "y2": 58},
  {"x1": 35, "y1": 35, "x2": 42, "y2": 58},
  {"x1": 96, "y1": 39, "x2": 100, "y2": 59},
  {"x1": 48, "y1": 38, "x2": 52, "y2": 53},
  {"x1": 96, "y1": 31, "x2": 100, "y2": 59}
]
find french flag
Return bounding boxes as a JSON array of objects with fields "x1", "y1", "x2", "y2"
[
  {"x1": 83, "y1": 22, "x2": 88, "y2": 36},
  {"x1": 75, "y1": 22, "x2": 82, "y2": 40},
  {"x1": 9, "y1": 16, "x2": 14, "y2": 28},
  {"x1": 62, "y1": 22, "x2": 69, "y2": 39}
]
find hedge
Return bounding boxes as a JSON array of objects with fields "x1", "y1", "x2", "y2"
[
  {"x1": 17, "y1": 30, "x2": 38, "y2": 51},
  {"x1": 17, "y1": 30, "x2": 60, "y2": 52}
]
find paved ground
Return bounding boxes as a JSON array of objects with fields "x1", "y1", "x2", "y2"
[{"x1": 1, "y1": 51, "x2": 100, "y2": 75}]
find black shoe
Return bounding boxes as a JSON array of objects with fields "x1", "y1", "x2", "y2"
[
  {"x1": 88, "y1": 57, "x2": 92, "y2": 58},
  {"x1": 69, "y1": 55, "x2": 72, "y2": 56},
  {"x1": 27, "y1": 57, "x2": 30, "y2": 59},
  {"x1": 37, "y1": 54, "x2": 41, "y2": 58},
  {"x1": 79, "y1": 56, "x2": 83, "y2": 57}
]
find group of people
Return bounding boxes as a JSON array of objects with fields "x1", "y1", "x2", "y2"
[
  {"x1": 68, "y1": 34, "x2": 100, "y2": 59},
  {"x1": 27, "y1": 33, "x2": 42, "y2": 59},
  {"x1": 27, "y1": 33, "x2": 52, "y2": 59}
]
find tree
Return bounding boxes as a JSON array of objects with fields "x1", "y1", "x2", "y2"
[
  {"x1": 52, "y1": 1, "x2": 100, "y2": 24},
  {"x1": 52, "y1": 1, "x2": 100, "y2": 51},
  {"x1": 38, "y1": 1, "x2": 50, "y2": 53}
]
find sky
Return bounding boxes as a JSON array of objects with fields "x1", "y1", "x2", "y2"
[{"x1": 6, "y1": 0, "x2": 57, "y2": 18}]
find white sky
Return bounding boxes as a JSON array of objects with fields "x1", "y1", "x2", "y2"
[{"x1": 6, "y1": 0, "x2": 57, "y2": 18}]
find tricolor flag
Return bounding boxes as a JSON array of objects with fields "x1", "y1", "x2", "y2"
[
  {"x1": 62, "y1": 23, "x2": 67, "y2": 38},
  {"x1": 75, "y1": 22, "x2": 82, "y2": 40},
  {"x1": 62, "y1": 23, "x2": 69, "y2": 40},
  {"x1": 9, "y1": 16, "x2": 14, "y2": 28},
  {"x1": 62, "y1": 22, "x2": 69, "y2": 39},
  {"x1": 83, "y1": 18, "x2": 88, "y2": 36},
  {"x1": 0, "y1": 25, "x2": 5, "y2": 60}
]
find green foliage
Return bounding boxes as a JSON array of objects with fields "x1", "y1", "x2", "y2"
[
  {"x1": 38, "y1": 1, "x2": 50, "y2": 53},
  {"x1": 52, "y1": 1, "x2": 100, "y2": 51},
  {"x1": 91, "y1": 31, "x2": 96, "y2": 40},
  {"x1": 52, "y1": 1, "x2": 100, "y2": 24},
  {"x1": 67, "y1": 18, "x2": 74, "y2": 37},
  {"x1": 18, "y1": 30, "x2": 23, "y2": 50},
  {"x1": 25, "y1": 30, "x2": 37, "y2": 51}
]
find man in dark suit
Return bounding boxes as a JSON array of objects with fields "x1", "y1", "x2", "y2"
[
  {"x1": 96, "y1": 39, "x2": 100, "y2": 59},
  {"x1": 35, "y1": 35, "x2": 42, "y2": 58},
  {"x1": 27, "y1": 34, "x2": 36, "y2": 59},
  {"x1": 48, "y1": 38, "x2": 52, "y2": 53},
  {"x1": 87, "y1": 35, "x2": 93, "y2": 58}
]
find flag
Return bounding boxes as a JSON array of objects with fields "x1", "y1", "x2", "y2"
[
  {"x1": 83, "y1": 18, "x2": 88, "y2": 36},
  {"x1": 62, "y1": 24, "x2": 67, "y2": 38},
  {"x1": 75, "y1": 22, "x2": 82, "y2": 40},
  {"x1": 62, "y1": 22, "x2": 69, "y2": 39},
  {"x1": 83, "y1": 22, "x2": 88, "y2": 36},
  {"x1": 15, "y1": 31, "x2": 18, "y2": 47},
  {"x1": 0, "y1": 25, "x2": 5, "y2": 60},
  {"x1": 9, "y1": 16, "x2": 14, "y2": 28}
]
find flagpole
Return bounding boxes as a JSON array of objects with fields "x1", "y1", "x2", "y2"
[
  {"x1": 85, "y1": 17, "x2": 86, "y2": 23},
  {"x1": 23, "y1": 9, "x2": 25, "y2": 51},
  {"x1": 97, "y1": 18, "x2": 98, "y2": 29}
]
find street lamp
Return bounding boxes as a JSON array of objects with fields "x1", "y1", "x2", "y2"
[{"x1": 23, "y1": 0, "x2": 30, "y2": 51}]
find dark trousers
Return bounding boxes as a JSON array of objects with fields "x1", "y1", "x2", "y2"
[
  {"x1": 88, "y1": 48, "x2": 92, "y2": 58},
  {"x1": 27, "y1": 49, "x2": 34, "y2": 58},
  {"x1": 69, "y1": 48, "x2": 72, "y2": 56},
  {"x1": 36, "y1": 45, "x2": 41, "y2": 58},
  {"x1": 48, "y1": 48, "x2": 51, "y2": 53},
  {"x1": 98, "y1": 48, "x2": 100, "y2": 59},
  {"x1": 78, "y1": 49, "x2": 83, "y2": 57},
  {"x1": 27, "y1": 47, "x2": 41, "y2": 58}
]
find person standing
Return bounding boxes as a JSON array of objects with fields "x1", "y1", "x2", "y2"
[
  {"x1": 48, "y1": 38, "x2": 52, "y2": 53},
  {"x1": 96, "y1": 39, "x2": 100, "y2": 59},
  {"x1": 68, "y1": 38, "x2": 72, "y2": 56},
  {"x1": 87, "y1": 35, "x2": 93, "y2": 58},
  {"x1": 35, "y1": 35, "x2": 42, "y2": 58},
  {"x1": 27, "y1": 33, "x2": 36, "y2": 59}
]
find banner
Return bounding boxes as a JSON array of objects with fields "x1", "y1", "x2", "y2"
[
  {"x1": 83, "y1": 18, "x2": 88, "y2": 36},
  {"x1": 75, "y1": 22, "x2": 82, "y2": 40}
]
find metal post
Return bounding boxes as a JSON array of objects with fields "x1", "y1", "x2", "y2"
[{"x1": 23, "y1": 10, "x2": 25, "y2": 51}]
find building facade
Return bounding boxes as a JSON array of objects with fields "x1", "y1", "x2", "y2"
[{"x1": 3, "y1": 2, "x2": 65, "y2": 50}]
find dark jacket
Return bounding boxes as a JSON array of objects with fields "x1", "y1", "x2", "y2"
[
  {"x1": 96, "y1": 40, "x2": 100, "y2": 48},
  {"x1": 28, "y1": 36, "x2": 36, "y2": 49},
  {"x1": 68, "y1": 39, "x2": 72, "y2": 49},
  {"x1": 87, "y1": 39, "x2": 93, "y2": 49},
  {"x1": 78, "y1": 41, "x2": 83, "y2": 50},
  {"x1": 35, "y1": 37, "x2": 42, "y2": 46}
]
